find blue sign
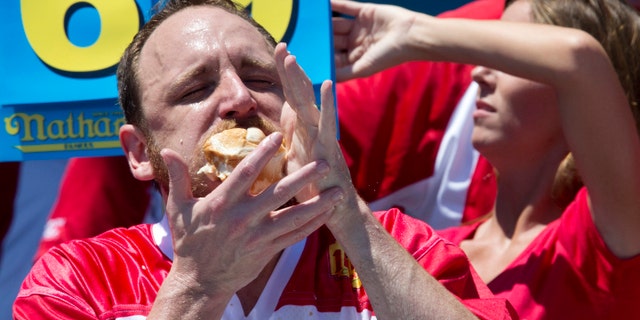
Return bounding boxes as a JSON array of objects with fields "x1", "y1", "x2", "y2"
[{"x1": 1, "y1": 0, "x2": 334, "y2": 161}]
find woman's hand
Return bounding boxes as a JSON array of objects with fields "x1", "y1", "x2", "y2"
[{"x1": 332, "y1": 0, "x2": 419, "y2": 81}]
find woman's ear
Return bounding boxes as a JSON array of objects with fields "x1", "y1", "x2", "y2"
[{"x1": 119, "y1": 124, "x2": 155, "y2": 181}]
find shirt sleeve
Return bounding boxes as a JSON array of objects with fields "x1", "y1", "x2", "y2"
[
  {"x1": 557, "y1": 187, "x2": 640, "y2": 297},
  {"x1": 14, "y1": 247, "x2": 103, "y2": 320},
  {"x1": 374, "y1": 209, "x2": 518, "y2": 319}
]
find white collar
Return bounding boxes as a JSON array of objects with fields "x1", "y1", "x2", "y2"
[{"x1": 151, "y1": 214, "x2": 305, "y2": 319}]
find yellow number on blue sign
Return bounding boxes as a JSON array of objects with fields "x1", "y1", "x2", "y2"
[
  {"x1": 21, "y1": 0, "x2": 139, "y2": 72},
  {"x1": 236, "y1": 0, "x2": 293, "y2": 42}
]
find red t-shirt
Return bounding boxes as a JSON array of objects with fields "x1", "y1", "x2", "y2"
[
  {"x1": 15, "y1": 209, "x2": 516, "y2": 319},
  {"x1": 439, "y1": 188, "x2": 640, "y2": 319}
]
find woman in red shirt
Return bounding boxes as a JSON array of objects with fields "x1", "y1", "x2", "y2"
[{"x1": 332, "y1": 0, "x2": 640, "y2": 318}]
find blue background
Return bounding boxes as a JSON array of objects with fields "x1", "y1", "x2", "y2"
[{"x1": 0, "y1": 1, "x2": 471, "y2": 161}]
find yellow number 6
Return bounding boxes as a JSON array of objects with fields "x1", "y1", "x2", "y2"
[
  {"x1": 21, "y1": 0, "x2": 139, "y2": 72},
  {"x1": 236, "y1": 0, "x2": 293, "y2": 43}
]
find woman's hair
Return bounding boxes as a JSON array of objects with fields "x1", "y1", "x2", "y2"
[
  {"x1": 508, "y1": 0, "x2": 640, "y2": 207},
  {"x1": 116, "y1": 0, "x2": 276, "y2": 133},
  {"x1": 530, "y1": 0, "x2": 640, "y2": 118}
]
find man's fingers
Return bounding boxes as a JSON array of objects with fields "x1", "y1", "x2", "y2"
[
  {"x1": 161, "y1": 148, "x2": 194, "y2": 204},
  {"x1": 319, "y1": 80, "x2": 337, "y2": 142},
  {"x1": 283, "y1": 55, "x2": 316, "y2": 106},
  {"x1": 275, "y1": 42, "x2": 291, "y2": 94},
  {"x1": 277, "y1": 43, "x2": 317, "y2": 122},
  {"x1": 268, "y1": 186, "x2": 345, "y2": 249},
  {"x1": 276, "y1": 42, "x2": 318, "y2": 119},
  {"x1": 219, "y1": 132, "x2": 285, "y2": 196},
  {"x1": 161, "y1": 148, "x2": 198, "y2": 235},
  {"x1": 282, "y1": 55, "x2": 320, "y2": 126},
  {"x1": 256, "y1": 159, "x2": 330, "y2": 209}
]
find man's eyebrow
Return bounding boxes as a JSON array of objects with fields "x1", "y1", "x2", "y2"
[
  {"x1": 241, "y1": 56, "x2": 276, "y2": 71},
  {"x1": 167, "y1": 65, "x2": 209, "y2": 96}
]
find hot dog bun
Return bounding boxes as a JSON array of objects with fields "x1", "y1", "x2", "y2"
[{"x1": 197, "y1": 127, "x2": 286, "y2": 194}]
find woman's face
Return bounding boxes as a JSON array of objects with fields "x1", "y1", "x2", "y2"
[{"x1": 470, "y1": 0, "x2": 566, "y2": 163}]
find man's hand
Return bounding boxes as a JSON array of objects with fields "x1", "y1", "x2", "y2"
[
  {"x1": 275, "y1": 42, "x2": 360, "y2": 229},
  {"x1": 159, "y1": 132, "x2": 342, "y2": 297}
]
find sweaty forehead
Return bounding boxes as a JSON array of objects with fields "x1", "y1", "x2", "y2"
[{"x1": 141, "y1": 6, "x2": 272, "y2": 63}]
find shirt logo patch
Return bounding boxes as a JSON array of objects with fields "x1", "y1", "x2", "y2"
[{"x1": 329, "y1": 242, "x2": 362, "y2": 289}]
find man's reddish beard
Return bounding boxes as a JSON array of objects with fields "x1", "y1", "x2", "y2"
[{"x1": 145, "y1": 116, "x2": 280, "y2": 198}]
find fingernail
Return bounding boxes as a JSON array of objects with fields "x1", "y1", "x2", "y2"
[
  {"x1": 264, "y1": 132, "x2": 282, "y2": 144},
  {"x1": 316, "y1": 161, "x2": 330, "y2": 174}
]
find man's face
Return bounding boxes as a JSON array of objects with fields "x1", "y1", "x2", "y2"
[{"x1": 137, "y1": 6, "x2": 285, "y2": 196}]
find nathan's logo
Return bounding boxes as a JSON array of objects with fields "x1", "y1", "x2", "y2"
[
  {"x1": 20, "y1": 0, "x2": 297, "y2": 73},
  {"x1": 4, "y1": 112, "x2": 124, "y2": 152},
  {"x1": 329, "y1": 242, "x2": 362, "y2": 290}
]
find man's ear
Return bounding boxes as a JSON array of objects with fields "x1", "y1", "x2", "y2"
[{"x1": 120, "y1": 124, "x2": 155, "y2": 181}]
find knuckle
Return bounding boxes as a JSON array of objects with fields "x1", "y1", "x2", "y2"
[
  {"x1": 239, "y1": 162, "x2": 261, "y2": 181},
  {"x1": 207, "y1": 195, "x2": 229, "y2": 210},
  {"x1": 273, "y1": 184, "x2": 294, "y2": 204},
  {"x1": 290, "y1": 213, "x2": 307, "y2": 229}
]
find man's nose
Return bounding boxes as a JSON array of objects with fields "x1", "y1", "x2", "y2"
[{"x1": 216, "y1": 74, "x2": 257, "y2": 120}]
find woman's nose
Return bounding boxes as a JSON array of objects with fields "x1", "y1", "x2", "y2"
[{"x1": 471, "y1": 65, "x2": 496, "y2": 91}]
